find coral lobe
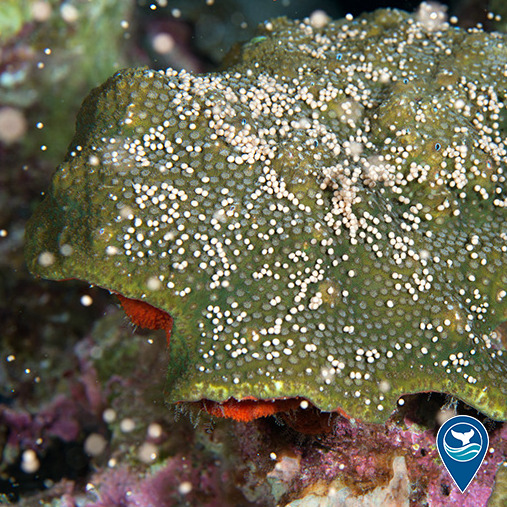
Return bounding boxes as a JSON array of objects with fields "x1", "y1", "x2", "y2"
[{"x1": 25, "y1": 8, "x2": 507, "y2": 423}]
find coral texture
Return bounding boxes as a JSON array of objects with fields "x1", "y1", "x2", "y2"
[{"x1": 25, "y1": 8, "x2": 506, "y2": 424}]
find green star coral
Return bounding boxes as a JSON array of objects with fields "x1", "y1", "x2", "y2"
[{"x1": 25, "y1": 8, "x2": 507, "y2": 423}]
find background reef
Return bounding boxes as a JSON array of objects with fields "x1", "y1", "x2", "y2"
[{"x1": 0, "y1": 1, "x2": 506, "y2": 506}]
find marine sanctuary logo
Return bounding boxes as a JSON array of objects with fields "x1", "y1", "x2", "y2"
[{"x1": 436, "y1": 415, "x2": 489, "y2": 493}]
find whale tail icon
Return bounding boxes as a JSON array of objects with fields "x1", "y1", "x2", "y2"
[{"x1": 451, "y1": 428, "x2": 475, "y2": 446}]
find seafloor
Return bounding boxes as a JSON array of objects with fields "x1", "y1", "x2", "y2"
[{"x1": 0, "y1": 1, "x2": 506, "y2": 506}]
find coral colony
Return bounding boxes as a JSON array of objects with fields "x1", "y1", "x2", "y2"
[
  {"x1": 26, "y1": 7, "x2": 506, "y2": 422},
  {"x1": 22, "y1": 4, "x2": 506, "y2": 505}
]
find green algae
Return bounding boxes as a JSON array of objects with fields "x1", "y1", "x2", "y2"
[
  {"x1": 489, "y1": 463, "x2": 507, "y2": 506},
  {"x1": 0, "y1": 0, "x2": 133, "y2": 161},
  {"x1": 0, "y1": 1, "x2": 32, "y2": 44},
  {"x1": 25, "y1": 8, "x2": 506, "y2": 422}
]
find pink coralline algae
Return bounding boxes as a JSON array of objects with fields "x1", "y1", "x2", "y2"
[
  {"x1": 81, "y1": 453, "x2": 233, "y2": 507},
  {"x1": 276, "y1": 409, "x2": 506, "y2": 506}
]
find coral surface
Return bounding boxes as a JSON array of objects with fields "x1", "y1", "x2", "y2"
[{"x1": 25, "y1": 8, "x2": 507, "y2": 423}]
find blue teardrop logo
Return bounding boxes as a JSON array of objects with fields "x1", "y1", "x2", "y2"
[{"x1": 436, "y1": 415, "x2": 489, "y2": 493}]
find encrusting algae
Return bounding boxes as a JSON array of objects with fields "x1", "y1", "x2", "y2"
[{"x1": 25, "y1": 7, "x2": 506, "y2": 424}]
